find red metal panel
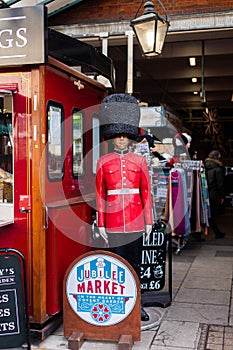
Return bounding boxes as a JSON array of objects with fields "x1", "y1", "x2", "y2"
[{"x1": 46, "y1": 202, "x2": 93, "y2": 314}]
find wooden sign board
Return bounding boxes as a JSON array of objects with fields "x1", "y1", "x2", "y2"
[{"x1": 63, "y1": 250, "x2": 141, "y2": 348}]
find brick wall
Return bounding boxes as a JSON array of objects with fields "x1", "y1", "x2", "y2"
[{"x1": 49, "y1": 0, "x2": 233, "y2": 25}]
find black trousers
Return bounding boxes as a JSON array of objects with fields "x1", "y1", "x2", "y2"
[
  {"x1": 107, "y1": 232, "x2": 142, "y2": 280},
  {"x1": 209, "y1": 200, "x2": 223, "y2": 235}
]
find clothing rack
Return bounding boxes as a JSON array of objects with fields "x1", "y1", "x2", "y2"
[
  {"x1": 180, "y1": 159, "x2": 204, "y2": 170},
  {"x1": 134, "y1": 144, "x2": 210, "y2": 254},
  {"x1": 166, "y1": 161, "x2": 210, "y2": 254}
]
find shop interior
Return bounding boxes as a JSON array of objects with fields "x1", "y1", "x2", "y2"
[{"x1": 0, "y1": 94, "x2": 13, "y2": 225}]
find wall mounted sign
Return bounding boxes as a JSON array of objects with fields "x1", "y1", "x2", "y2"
[
  {"x1": 63, "y1": 250, "x2": 140, "y2": 346},
  {"x1": 139, "y1": 106, "x2": 165, "y2": 127},
  {"x1": 0, "y1": 5, "x2": 47, "y2": 67}
]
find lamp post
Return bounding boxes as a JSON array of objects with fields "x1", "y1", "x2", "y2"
[{"x1": 130, "y1": 0, "x2": 169, "y2": 57}]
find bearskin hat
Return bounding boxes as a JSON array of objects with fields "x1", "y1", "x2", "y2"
[{"x1": 99, "y1": 93, "x2": 140, "y2": 140}]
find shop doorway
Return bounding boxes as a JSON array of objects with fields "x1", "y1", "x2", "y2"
[{"x1": 0, "y1": 92, "x2": 14, "y2": 225}]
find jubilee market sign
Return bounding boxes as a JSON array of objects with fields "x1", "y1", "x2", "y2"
[
  {"x1": 0, "y1": 5, "x2": 47, "y2": 66},
  {"x1": 63, "y1": 251, "x2": 140, "y2": 348}
]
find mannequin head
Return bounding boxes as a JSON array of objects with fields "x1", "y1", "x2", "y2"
[{"x1": 113, "y1": 135, "x2": 130, "y2": 151}]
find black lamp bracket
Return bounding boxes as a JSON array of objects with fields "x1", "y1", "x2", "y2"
[{"x1": 133, "y1": 0, "x2": 168, "y2": 22}]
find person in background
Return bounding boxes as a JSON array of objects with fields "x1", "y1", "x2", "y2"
[
  {"x1": 204, "y1": 150, "x2": 225, "y2": 239},
  {"x1": 169, "y1": 132, "x2": 197, "y2": 166},
  {"x1": 96, "y1": 94, "x2": 153, "y2": 322},
  {"x1": 181, "y1": 132, "x2": 197, "y2": 160}
]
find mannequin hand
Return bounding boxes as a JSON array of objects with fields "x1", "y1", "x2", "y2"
[
  {"x1": 98, "y1": 227, "x2": 109, "y2": 245},
  {"x1": 145, "y1": 225, "x2": 152, "y2": 242}
]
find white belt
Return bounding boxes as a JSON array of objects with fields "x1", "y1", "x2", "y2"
[{"x1": 107, "y1": 188, "x2": 140, "y2": 195}]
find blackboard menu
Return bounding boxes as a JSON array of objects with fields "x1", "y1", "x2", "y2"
[
  {"x1": 0, "y1": 254, "x2": 26, "y2": 349},
  {"x1": 140, "y1": 222, "x2": 167, "y2": 292}
]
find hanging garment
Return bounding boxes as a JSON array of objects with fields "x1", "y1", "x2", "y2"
[
  {"x1": 190, "y1": 168, "x2": 210, "y2": 233},
  {"x1": 169, "y1": 168, "x2": 190, "y2": 236},
  {"x1": 200, "y1": 169, "x2": 211, "y2": 223},
  {"x1": 185, "y1": 167, "x2": 194, "y2": 217}
]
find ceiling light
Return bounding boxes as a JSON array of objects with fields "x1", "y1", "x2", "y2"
[
  {"x1": 191, "y1": 77, "x2": 197, "y2": 83},
  {"x1": 193, "y1": 91, "x2": 198, "y2": 95},
  {"x1": 130, "y1": 0, "x2": 170, "y2": 57},
  {"x1": 189, "y1": 57, "x2": 196, "y2": 66}
]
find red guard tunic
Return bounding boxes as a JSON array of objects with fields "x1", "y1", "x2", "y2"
[{"x1": 96, "y1": 150, "x2": 153, "y2": 233}]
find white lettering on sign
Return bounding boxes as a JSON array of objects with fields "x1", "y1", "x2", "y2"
[
  {"x1": 148, "y1": 280, "x2": 161, "y2": 290},
  {"x1": 0, "y1": 308, "x2": 11, "y2": 317},
  {"x1": 0, "y1": 294, "x2": 9, "y2": 303},
  {"x1": 0, "y1": 268, "x2": 14, "y2": 276},
  {"x1": 142, "y1": 231, "x2": 164, "y2": 246},
  {"x1": 0, "y1": 28, "x2": 27, "y2": 48},
  {"x1": 141, "y1": 249, "x2": 158, "y2": 264},
  {"x1": 140, "y1": 228, "x2": 166, "y2": 293},
  {"x1": 0, "y1": 321, "x2": 15, "y2": 331},
  {"x1": 0, "y1": 278, "x2": 14, "y2": 285},
  {"x1": 0, "y1": 267, "x2": 16, "y2": 286},
  {"x1": 0, "y1": 289, "x2": 20, "y2": 335}
]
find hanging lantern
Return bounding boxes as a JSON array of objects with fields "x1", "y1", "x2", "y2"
[{"x1": 130, "y1": 0, "x2": 169, "y2": 57}]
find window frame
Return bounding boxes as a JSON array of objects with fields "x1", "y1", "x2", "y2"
[
  {"x1": 72, "y1": 108, "x2": 86, "y2": 178},
  {"x1": 92, "y1": 113, "x2": 101, "y2": 175},
  {"x1": 46, "y1": 100, "x2": 65, "y2": 182}
]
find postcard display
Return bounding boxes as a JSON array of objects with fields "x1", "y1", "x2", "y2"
[{"x1": 134, "y1": 143, "x2": 172, "y2": 308}]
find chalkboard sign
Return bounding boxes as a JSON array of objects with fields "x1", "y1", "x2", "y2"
[
  {"x1": 140, "y1": 222, "x2": 167, "y2": 292},
  {"x1": 0, "y1": 254, "x2": 27, "y2": 349}
]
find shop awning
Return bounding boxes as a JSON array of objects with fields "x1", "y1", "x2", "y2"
[
  {"x1": 3, "y1": 0, "x2": 85, "y2": 17},
  {"x1": 0, "y1": 2, "x2": 114, "y2": 86},
  {"x1": 48, "y1": 28, "x2": 115, "y2": 88}
]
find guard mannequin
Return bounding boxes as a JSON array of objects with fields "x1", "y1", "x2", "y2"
[{"x1": 96, "y1": 94, "x2": 153, "y2": 321}]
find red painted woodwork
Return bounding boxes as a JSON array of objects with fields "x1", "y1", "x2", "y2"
[{"x1": 0, "y1": 59, "x2": 107, "y2": 328}]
